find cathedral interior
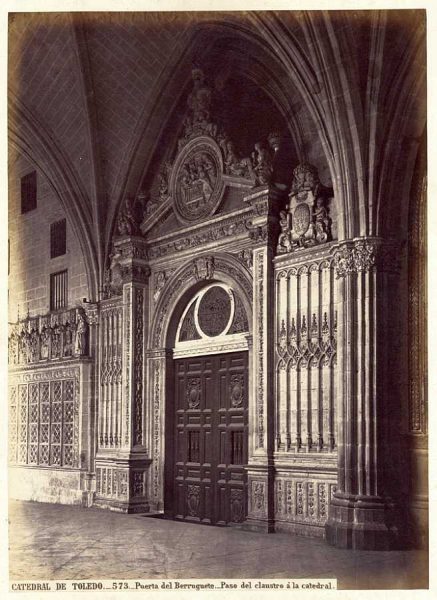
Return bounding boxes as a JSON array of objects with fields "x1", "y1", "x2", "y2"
[{"x1": 8, "y1": 10, "x2": 427, "y2": 552}]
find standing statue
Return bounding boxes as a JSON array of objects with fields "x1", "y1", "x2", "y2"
[
  {"x1": 40, "y1": 326, "x2": 50, "y2": 359},
  {"x1": 277, "y1": 210, "x2": 293, "y2": 254},
  {"x1": 187, "y1": 68, "x2": 213, "y2": 125},
  {"x1": 63, "y1": 323, "x2": 73, "y2": 357},
  {"x1": 74, "y1": 310, "x2": 89, "y2": 357},
  {"x1": 252, "y1": 141, "x2": 273, "y2": 185},
  {"x1": 117, "y1": 197, "x2": 140, "y2": 236},
  {"x1": 313, "y1": 197, "x2": 332, "y2": 243}
]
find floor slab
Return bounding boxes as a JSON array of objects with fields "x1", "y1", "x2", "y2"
[{"x1": 8, "y1": 500, "x2": 428, "y2": 590}]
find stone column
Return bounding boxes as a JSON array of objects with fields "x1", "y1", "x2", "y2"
[
  {"x1": 325, "y1": 237, "x2": 402, "y2": 549},
  {"x1": 243, "y1": 186, "x2": 282, "y2": 532},
  {"x1": 95, "y1": 236, "x2": 151, "y2": 512},
  {"x1": 81, "y1": 301, "x2": 99, "y2": 506}
]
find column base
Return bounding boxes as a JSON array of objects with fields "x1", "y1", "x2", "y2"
[
  {"x1": 238, "y1": 517, "x2": 275, "y2": 533},
  {"x1": 93, "y1": 497, "x2": 150, "y2": 513},
  {"x1": 325, "y1": 493, "x2": 400, "y2": 550},
  {"x1": 94, "y1": 454, "x2": 151, "y2": 514}
]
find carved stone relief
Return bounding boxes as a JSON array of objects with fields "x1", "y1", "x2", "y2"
[
  {"x1": 187, "y1": 484, "x2": 200, "y2": 516},
  {"x1": 277, "y1": 163, "x2": 334, "y2": 254},
  {"x1": 8, "y1": 308, "x2": 90, "y2": 366},
  {"x1": 171, "y1": 137, "x2": 225, "y2": 225}
]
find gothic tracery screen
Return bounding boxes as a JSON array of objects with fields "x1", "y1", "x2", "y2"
[{"x1": 9, "y1": 377, "x2": 77, "y2": 468}]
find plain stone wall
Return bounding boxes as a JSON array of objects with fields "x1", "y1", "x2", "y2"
[
  {"x1": 8, "y1": 154, "x2": 89, "y2": 322},
  {"x1": 9, "y1": 466, "x2": 83, "y2": 505}
]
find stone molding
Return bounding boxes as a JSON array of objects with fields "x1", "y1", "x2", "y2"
[{"x1": 151, "y1": 252, "x2": 253, "y2": 348}]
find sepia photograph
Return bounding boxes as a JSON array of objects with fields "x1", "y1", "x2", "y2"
[{"x1": 5, "y1": 2, "x2": 430, "y2": 595}]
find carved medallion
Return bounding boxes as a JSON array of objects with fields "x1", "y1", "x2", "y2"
[
  {"x1": 230, "y1": 374, "x2": 244, "y2": 407},
  {"x1": 293, "y1": 203, "x2": 311, "y2": 236},
  {"x1": 171, "y1": 137, "x2": 224, "y2": 225},
  {"x1": 197, "y1": 286, "x2": 231, "y2": 337},
  {"x1": 186, "y1": 378, "x2": 201, "y2": 409}
]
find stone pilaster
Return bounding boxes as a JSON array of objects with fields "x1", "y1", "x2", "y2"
[
  {"x1": 242, "y1": 186, "x2": 283, "y2": 532},
  {"x1": 145, "y1": 348, "x2": 173, "y2": 513},
  {"x1": 94, "y1": 236, "x2": 151, "y2": 513},
  {"x1": 325, "y1": 237, "x2": 403, "y2": 549}
]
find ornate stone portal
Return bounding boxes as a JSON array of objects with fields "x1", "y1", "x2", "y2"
[{"x1": 8, "y1": 60, "x2": 415, "y2": 551}]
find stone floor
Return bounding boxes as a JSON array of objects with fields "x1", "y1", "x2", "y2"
[{"x1": 8, "y1": 500, "x2": 428, "y2": 590}]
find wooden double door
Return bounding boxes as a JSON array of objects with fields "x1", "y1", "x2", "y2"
[{"x1": 166, "y1": 352, "x2": 248, "y2": 525}]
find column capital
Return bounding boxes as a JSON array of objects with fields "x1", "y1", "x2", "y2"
[
  {"x1": 113, "y1": 236, "x2": 151, "y2": 284},
  {"x1": 244, "y1": 185, "x2": 286, "y2": 250},
  {"x1": 331, "y1": 237, "x2": 403, "y2": 278}
]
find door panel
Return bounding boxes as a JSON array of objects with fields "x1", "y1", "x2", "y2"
[{"x1": 170, "y1": 352, "x2": 248, "y2": 525}]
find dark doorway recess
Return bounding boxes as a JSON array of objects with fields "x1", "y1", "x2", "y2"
[{"x1": 165, "y1": 352, "x2": 248, "y2": 526}]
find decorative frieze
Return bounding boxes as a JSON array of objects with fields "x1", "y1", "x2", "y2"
[
  {"x1": 8, "y1": 308, "x2": 89, "y2": 366},
  {"x1": 274, "y1": 477, "x2": 336, "y2": 525},
  {"x1": 148, "y1": 215, "x2": 250, "y2": 260}
]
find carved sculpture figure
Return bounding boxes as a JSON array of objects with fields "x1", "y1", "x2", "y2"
[
  {"x1": 252, "y1": 141, "x2": 273, "y2": 185},
  {"x1": 109, "y1": 248, "x2": 123, "y2": 296},
  {"x1": 40, "y1": 326, "x2": 50, "y2": 359},
  {"x1": 63, "y1": 322, "x2": 73, "y2": 356},
  {"x1": 224, "y1": 141, "x2": 252, "y2": 178},
  {"x1": 313, "y1": 197, "x2": 331, "y2": 243},
  {"x1": 277, "y1": 210, "x2": 293, "y2": 254},
  {"x1": 117, "y1": 197, "x2": 140, "y2": 236},
  {"x1": 187, "y1": 68, "x2": 213, "y2": 124},
  {"x1": 51, "y1": 324, "x2": 61, "y2": 358},
  {"x1": 153, "y1": 271, "x2": 167, "y2": 301},
  {"x1": 30, "y1": 328, "x2": 40, "y2": 362},
  {"x1": 291, "y1": 163, "x2": 320, "y2": 196},
  {"x1": 74, "y1": 310, "x2": 88, "y2": 357}
]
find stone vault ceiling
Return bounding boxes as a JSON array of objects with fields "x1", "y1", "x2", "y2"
[{"x1": 8, "y1": 10, "x2": 426, "y2": 296}]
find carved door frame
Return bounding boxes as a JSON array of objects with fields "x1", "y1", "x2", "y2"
[{"x1": 146, "y1": 252, "x2": 253, "y2": 514}]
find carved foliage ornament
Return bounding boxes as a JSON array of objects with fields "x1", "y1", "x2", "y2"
[{"x1": 333, "y1": 240, "x2": 401, "y2": 278}]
